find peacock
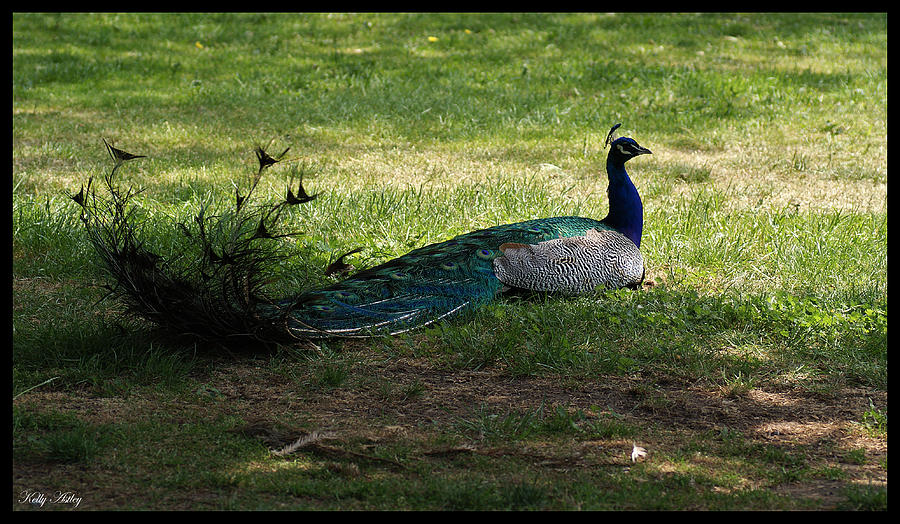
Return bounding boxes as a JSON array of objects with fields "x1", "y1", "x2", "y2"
[{"x1": 75, "y1": 124, "x2": 650, "y2": 346}]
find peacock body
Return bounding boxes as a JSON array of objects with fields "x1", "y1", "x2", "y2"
[
  {"x1": 77, "y1": 125, "x2": 651, "y2": 345},
  {"x1": 280, "y1": 124, "x2": 651, "y2": 339}
]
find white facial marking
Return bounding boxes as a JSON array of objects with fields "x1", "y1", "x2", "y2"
[{"x1": 617, "y1": 144, "x2": 632, "y2": 156}]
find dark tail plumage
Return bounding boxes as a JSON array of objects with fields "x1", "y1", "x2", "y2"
[{"x1": 75, "y1": 141, "x2": 317, "y2": 346}]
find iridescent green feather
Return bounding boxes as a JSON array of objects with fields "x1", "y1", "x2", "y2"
[{"x1": 281, "y1": 216, "x2": 614, "y2": 337}]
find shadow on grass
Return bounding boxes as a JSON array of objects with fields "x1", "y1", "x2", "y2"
[{"x1": 407, "y1": 285, "x2": 886, "y2": 392}]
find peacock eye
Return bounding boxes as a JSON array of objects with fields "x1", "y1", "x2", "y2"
[{"x1": 617, "y1": 144, "x2": 632, "y2": 156}]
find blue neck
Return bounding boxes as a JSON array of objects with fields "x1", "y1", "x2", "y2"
[{"x1": 601, "y1": 158, "x2": 643, "y2": 248}]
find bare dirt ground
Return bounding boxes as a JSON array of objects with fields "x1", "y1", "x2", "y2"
[{"x1": 13, "y1": 351, "x2": 887, "y2": 510}]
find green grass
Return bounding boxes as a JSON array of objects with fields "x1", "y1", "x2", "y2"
[{"x1": 13, "y1": 13, "x2": 886, "y2": 510}]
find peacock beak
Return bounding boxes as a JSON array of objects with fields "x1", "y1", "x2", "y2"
[{"x1": 636, "y1": 145, "x2": 652, "y2": 156}]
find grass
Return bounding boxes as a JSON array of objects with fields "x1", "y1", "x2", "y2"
[{"x1": 13, "y1": 13, "x2": 886, "y2": 510}]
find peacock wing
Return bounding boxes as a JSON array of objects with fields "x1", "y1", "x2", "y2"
[
  {"x1": 280, "y1": 217, "x2": 606, "y2": 337},
  {"x1": 492, "y1": 228, "x2": 644, "y2": 294}
]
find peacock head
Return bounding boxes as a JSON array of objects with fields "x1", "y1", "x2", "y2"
[{"x1": 605, "y1": 123, "x2": 652, "y2": 166}]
